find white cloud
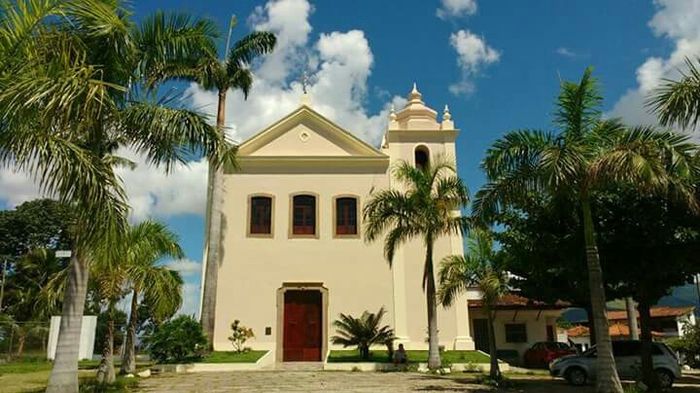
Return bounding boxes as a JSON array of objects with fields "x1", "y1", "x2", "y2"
[
  {"x1": 0, "y1": 168, "x2": 45, "y2": 208},
  {"x1": 556, "y1": 47, "x2": 578, "y2": 58},
  {"x1": 0, "y1": 150, "x2": 209, "y2": 220},
  {"x1": 166, "y1": 258, "x2": 201, "y2": 276},
  {"x1": 437, "y1": 0, "x2": 478, "y2": 19},
  {"x1": 609, "y1": 0, "x2": 700, "y2": 133},
  {"x1": 114, "y1": 149, "x2": 209, "y2": 221},
  {"x1": 248, "y1": 0, "x2": 313, "y2": 83},
  {"x1": 178, "y1": 282, "x2": 201, "y2": 317},
  {"x1": 448, "y1": 29, "x2": 501, "y2": 95},
  {"x1": 187, "y1": 0, "x2": 401, "y2": 147}
]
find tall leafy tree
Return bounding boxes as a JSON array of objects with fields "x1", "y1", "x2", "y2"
[
  {"x1": 596, "y1": 187, "x2": 700, "y2": 390},
  {"x1": 438, "y1": 229, "x2": 508, "y2": 381},
  {"x1": 120, "y1": 221, "x2": 183, "y2": 375},
  {"x1": 0, "y1": 199, "x2": 74, "y2": 261},
  {"x1": 364, "y1": 158, "x2": 469, "y2": 369},
  {"x1": 169, "y1": 16, "x2": 276, "y2": 347},
  {"x1": 649, "y1": 57, "x2": 700, "y2": 130},
  {"x1": 474, "y1": 68, "x2": 699, "y2": 393},
  {"x1": 0, "y1": 2, "x2": 233, "y2": 392},
  {"x1": 3, "y1": 249, "x2": 66, "y2": 356}
]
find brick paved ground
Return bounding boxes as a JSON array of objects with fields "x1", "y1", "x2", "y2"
[
  {"x1": 136, "y1": 370, "x2": 700, "y2": 393},
  {"x1": 136, "y1": 371, "x2": 566, "y2": 393}
]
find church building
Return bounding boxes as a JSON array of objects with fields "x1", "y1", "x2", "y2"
[{"x1": 203, "y1": 85, "x2": 559, "y2": 363}]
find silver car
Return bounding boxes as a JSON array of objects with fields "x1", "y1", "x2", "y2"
[{"x1": 549, "y1": 340, "x2": 680, "y2": 389}]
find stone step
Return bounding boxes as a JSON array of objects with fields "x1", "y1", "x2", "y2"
[{"x1": 274, "y1": 362, "x2": 324, "y2": 371}]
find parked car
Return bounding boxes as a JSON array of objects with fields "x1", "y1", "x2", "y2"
[
  {"x1": 524, "y1": 341, "x2": 577, "y2": 368},
  {"x1": 549, "y1": 340, "x2": 680, "y2": 389}
]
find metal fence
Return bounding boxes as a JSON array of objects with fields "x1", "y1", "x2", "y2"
[
  {"x1": 0, "y1": 321, "x2": 51, "y2": 360},
  {"x1": 1, "y1": 319, "x2": 144, "y2": 361}
]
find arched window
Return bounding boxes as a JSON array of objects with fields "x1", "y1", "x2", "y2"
[
  {"x1": 249, "y1": 196, "x2": 273, "y2": 235},
  {"x1": 292, "y1": 194, "x2": 316, "y2": 235},
  {"x1": 335, "y1": 197, "x2": 358, "y2": 236},
  {"x1": 415, "y1": 146, "x2": 430, "y2": 170}
]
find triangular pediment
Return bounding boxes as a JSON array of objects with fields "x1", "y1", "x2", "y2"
[{"x1": 238, "y1": 106, "x2": 386, "y2": 158}]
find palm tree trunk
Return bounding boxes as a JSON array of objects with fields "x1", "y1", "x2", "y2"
[
  {"x1": 486, "y1": 309, "x2": 501, "y2": 380},
  {"x1": 15, "y1": 330, "x2": 26, "y2": 358},
  {"x1": 201, "y1": 89, "x2": 227, "y2": 349},
  {"x1": 96, "y1": 302, "x2": 116, "y2": 384},
  {"x1": 425, "y1": 240, "x2": 441, "y2": 369},
  {"x1": 46, "y1": 252, "x2": 89, "y2": 393},
  {"x1": 581, "y1": 197, "x2": 623, "y2": 393},
  {"x1": 120, "y1": 288, "x2": 139, "y2": 375},
  {"x1": 638, "y1": 299, "x2": 658, "y2": 390}
]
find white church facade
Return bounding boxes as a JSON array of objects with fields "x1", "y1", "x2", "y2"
[{"x1": 203, "y1": 85, "x2": 562, "y2": 362}]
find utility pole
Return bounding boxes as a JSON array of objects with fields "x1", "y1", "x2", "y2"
[
  {"x1": 625, "y1": 297, "x2": 639, "y2": 340},
  {"x1": 224, "y1": 15, "x2": 237, "y2": 59}
]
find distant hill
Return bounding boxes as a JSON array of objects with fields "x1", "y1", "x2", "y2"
[{"x1": 562, "y1": 284, "x2": 699, "y2": 323}]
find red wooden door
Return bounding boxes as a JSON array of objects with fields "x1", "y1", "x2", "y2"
[{"x1": 283, "y1": 290, "x2": 322, "y2": 361}]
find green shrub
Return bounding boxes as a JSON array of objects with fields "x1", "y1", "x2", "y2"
[
  {"x1": 227, "y1": 320, "x2": 254, "y2": 353},
  {"x1": 667, "y1": 323, "x2": 700, "y2": 368},
  {"x1": 144, "y1": 315, "x2": 207, "y2": 363}
]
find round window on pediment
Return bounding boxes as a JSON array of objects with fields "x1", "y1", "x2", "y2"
[{"x1": 299, "y1": 131, "x2": 310, "y2": 142}]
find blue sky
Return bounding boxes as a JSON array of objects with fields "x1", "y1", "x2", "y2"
[{"x1": 2, "y1": 0, "x2": 699, "y2": 315}]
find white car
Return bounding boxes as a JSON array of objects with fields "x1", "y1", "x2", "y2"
[{"x1": 549, "y1": 340, "x2": 681, "y2": 389}]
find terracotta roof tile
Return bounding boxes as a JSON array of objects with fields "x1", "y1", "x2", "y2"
[
  {"x1": 567, "y1": 323, "x2": 664, "y2": 338},
  {"x1": 468, "y1": 293, "x2": 569, "y2": 309},
  {"x1": 606, "y1": 306, "x2": 695, "y2": 321}
]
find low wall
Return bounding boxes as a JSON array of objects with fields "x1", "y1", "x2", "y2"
[{"x1": 323, "y1": 362, "x2": 510, "y2": 372}]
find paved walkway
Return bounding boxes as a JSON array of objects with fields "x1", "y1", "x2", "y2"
[
  {"x1": 136, "y1": 370, "x2": 700, "y2": 392},
  {"x1": 137, "y1": 371, "x2": 488, "y2": 392}
]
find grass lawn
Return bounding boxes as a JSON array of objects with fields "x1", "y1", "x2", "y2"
[
  {"x1": 0, "y1": 358, "x2": 150, "y2": 393},
  {"x1": 326, "y1": 350, "x2": 489, "y2": 364},
  {"x1": 201, "y1": 350, "x2": 268, "y2": 363}
]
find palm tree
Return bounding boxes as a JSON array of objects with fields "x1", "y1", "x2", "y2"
[
  {"x1": 473, "y1": 67, "x2": 699, "y2": 393},
  {"x1": 0, "y1": 3, "x2": 234, "y2": 392},
  {"x1": 649, "y1": 57, "x2": 700, "y2": 130},
  {"x1": 171, "y1": 16, "x2": 276, "y2": 347},
  {"x1": 331, "y1": 307, "x2": 395, "y2": 361},
  {"x1": 364, "y1": 157, "x2": 470, "y2": 369},
  {"x1": 438, "y1": 229, "x2": 508, "y2": 380},
  {"x1": 120, "y1": 221, "x2": 184, "y2": 375}
]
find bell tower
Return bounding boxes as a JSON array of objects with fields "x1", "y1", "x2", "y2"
[
  {"x1": 382, "y1": 83, "x2": 458, "y2": 169},
  {"x1": 382, "y1": 83, "x2": 474, "y2": 350}
]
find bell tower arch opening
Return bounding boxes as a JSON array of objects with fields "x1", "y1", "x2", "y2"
[{"x1": 414, "y1": 145, "x2": 430, "y2": 170}]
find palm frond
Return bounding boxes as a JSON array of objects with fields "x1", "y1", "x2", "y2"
[
  {"x1": 437, "y1": 255, "x2": 470, "y2": 307},
  {"x1": 227, "y1": 31, "x2": 276, "y2": 68},
  {"x1": 555, "y1": 66, "x2": 602, "y2": 140},
  {"x1": 118, "y1": 100, "x2": 236, "y2": 172},
  {"x1": 648, "y1": 57, "x2": 700, "y2": 130},
  {"x1": 482, "y1": 129, "x2": 556, "y2": 179},
  {"x1": 134, "y1": 11, "x2": 219, "y2": 88},
  {"x1": 362, "y1": 189, "x2": 414, "y2": 244}
]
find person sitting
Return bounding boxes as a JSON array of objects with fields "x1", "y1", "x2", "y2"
[{"x1": 393, "y1": 343, "x2": 407, "y2": 366}]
